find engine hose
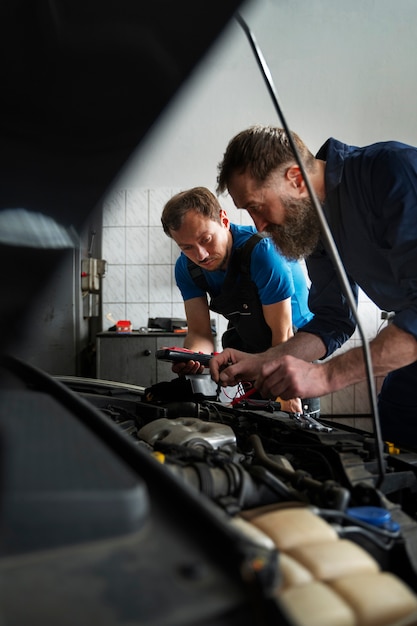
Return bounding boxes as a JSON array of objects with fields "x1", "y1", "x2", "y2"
[
  {"x1": 166, "y1": 459, "x2": 278, "y2": 511},
  {"x1": 248, "y1": 434, "x2": 350, "y2": 510}
]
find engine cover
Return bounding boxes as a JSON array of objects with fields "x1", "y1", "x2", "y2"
[{"x1": 138, "y1": 417, "x2": 236, "y2": 450}]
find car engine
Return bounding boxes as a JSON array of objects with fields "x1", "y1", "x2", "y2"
[
  {"x1": 61, "y1": 369, "x2": 417, "y2": 625},
  {"x1": 2, "y1": 356, "x2": 417, "y2": 626}
]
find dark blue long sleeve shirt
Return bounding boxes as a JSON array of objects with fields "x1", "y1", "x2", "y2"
[{"x1": 300, "y1": 137, "x2": 417, "y2": 358}]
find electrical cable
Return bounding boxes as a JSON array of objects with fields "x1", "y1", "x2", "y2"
[{"x1": 235, "y1": 12, "x2": 385, "y2": 489}]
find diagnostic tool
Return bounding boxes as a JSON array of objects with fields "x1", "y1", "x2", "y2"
[{"x1": 156, "y1": 346, "x2": 213, "y2": 367}]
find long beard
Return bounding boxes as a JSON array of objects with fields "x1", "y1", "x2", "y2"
[{"x1": 265, "y1": 196, "x2": 321, "y2": 260}]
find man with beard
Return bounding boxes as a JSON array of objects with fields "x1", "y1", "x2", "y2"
[
  {"x1": 161, "y1": 186, "x2": 314, "y2": 413},
  {"x1": 210, "y1": 124, "x2": 417, "y2": 446}
]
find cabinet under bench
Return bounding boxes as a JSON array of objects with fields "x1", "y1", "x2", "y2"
[{"x1": 96, "y1": 331, "x2": 186, "y2": 387}]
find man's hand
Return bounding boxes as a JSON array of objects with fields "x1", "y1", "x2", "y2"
[
  {"x1": 211, "y1": 349, "x2": 329, "y2": 401},
  {"x1": 254, "y1": 355, "x2": 327, "y2": 400},
  {"x1": 210, "y1": 325, "x2": 417, "y2": 405},
  {"x1": 172, "y1": 361, "x2": 205, "y2": 376},
  {"x1": 209, "y1": 348, "x2": 265, "y2": 386}
]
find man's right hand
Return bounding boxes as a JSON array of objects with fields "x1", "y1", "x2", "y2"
[
  {"x1": 209, "y1": 348, "x2": 265, "y2": 387},
  {"x1": 210, "y1": 350, "x2": 313, "y2": 414}
]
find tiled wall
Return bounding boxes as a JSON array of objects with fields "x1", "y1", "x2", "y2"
[
  {"x1": 102, "y1": 187, "x2": 183, "y2": 330},
  {"x1": 101, "y1": 186, "x2": 387, "y2": 423}
]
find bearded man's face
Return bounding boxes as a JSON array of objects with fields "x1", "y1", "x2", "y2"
[{"x1": 265, "y1": 195, "x2": 321, "y2": 260}]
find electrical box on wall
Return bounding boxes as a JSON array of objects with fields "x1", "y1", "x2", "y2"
[{"x1": 81, "y1": 258, "x2": 106, "y2": 294}]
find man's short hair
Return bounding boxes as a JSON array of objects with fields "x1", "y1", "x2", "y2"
[
  {"x1": 216, "y1": 125, "x2": 315, "y2": 194},
  {"x1": 161, "y1": 187, "x2": 221, "y2": 236}
]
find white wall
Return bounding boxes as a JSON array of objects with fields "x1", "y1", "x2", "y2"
[
  {"x1": 114, "y1": 0, "x2": 417, "y2": 187},
  {"x1": 101, "y1": 0, "x2": 417, "y2": 417}
]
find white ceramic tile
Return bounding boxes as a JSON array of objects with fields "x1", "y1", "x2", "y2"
[
  {"x1": 354, "y1": 417, "x2": 374, "y2": 433},
  {"x1": 172, "y1": 285, "x2": 183, "y2": 305},
  {"x1": 171, "y1": 266, "x2": 183, "y2": 303},
  {"x1": 102, "y1": 190, "x2": 126, "y2": 226},
  {"x1": 149, "y1": 188, "x2": 176, "y2": 226},
  {"x1": 102, "y1": 264, "x2": 126, "y2": 303},
  {"x1": 327, "y1": 416, "x2": 356, "y2": 429},
  {"x1": 149, "y1": 226, "x2": 172, "y2": 264},
  {"x1": 126, "y1": 227, "x2": 149, "y2": 264},
  {"x1": 354, "y1": 381, "x2": 373, "y2": 414},
  {"x1": 332, "y1": 385, "x2": 355, "y2": 414},
  {"x1": 349, "y1": 338, "x2": 365, "y2": 351},
  {"x1": 171, "y1": 243, "x2": 181, "y2": 264},
  {"x1": 148, "y1": 302, "x2": 174, "y2": 318},
  {"x1": 149, "y1": 265, "x2": 172, "y2": 302},
  {"x1": 212, "y1": 334, "x2": 220, "y2": 352},
  {"x1": 318, "y1": 394, "x2": 332, "y2": 415},
  {"x1": 102, "y1": 227, "x2": 126, "y2": 264},
  {"x1": 172, "y1": 301, "x2": 187, "y2": 319},
  {"x1": 126, "y1": 189, "x2": 149, "y2": 226},
  {"x1": 217, "y1": 316, "x2": 228, "y2": 344},
  {"x1": 126, "y1": 265, "x2": 148, "y2": 303},
  {"x1": 126, "y1": 303, "x2": 149, "y2": 330},
  {"x1": 352, "y1": 301, "x2": 379, "y2": 341}
]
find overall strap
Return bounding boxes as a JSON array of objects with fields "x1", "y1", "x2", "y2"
[
  {"x1": 187, "y1": 258, "x2": 210, "y2": 293},
  {"x1": 237, "y1": 232, "x2": 266, "y2": 277},
  {"x1": 222, "y1": 232, "x2": 266, "y2": 290}
]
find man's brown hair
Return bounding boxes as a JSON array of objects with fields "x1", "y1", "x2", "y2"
[
  {"x1": 161, "y1": 187, "x2": 221, "y2": 236},
  {"x1": 217, "y1": 125, "x2": 315, "y2": 194}
]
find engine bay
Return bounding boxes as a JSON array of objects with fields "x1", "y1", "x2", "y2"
[
  {"x1": 2, "y1": 356, "x2": 417, "y2": 626},
  {"x1": 62, "y1": 369, "x2": 417, "y2": 625}
]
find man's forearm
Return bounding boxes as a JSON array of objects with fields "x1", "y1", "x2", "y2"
[
  {"x1": 184, "y1": 331, "x2": 215, "y2": 354},
  {"x1": 320, "y1": 323, "x2": 417, "y2": 393},
  {"x1": 370, "y1": 323, "x2": 417, "y2": 375},
  {"x1": 265, "y1": 331, "x2": 327, "y2": 363},
  {"x1": 213, "y1": 319, "x2": 417, "y2": 401}
]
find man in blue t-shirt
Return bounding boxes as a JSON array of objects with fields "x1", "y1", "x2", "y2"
[{"x1": 161, "y1": 186, "x2": 314, "y2": 413}]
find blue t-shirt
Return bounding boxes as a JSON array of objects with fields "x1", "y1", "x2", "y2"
[{"x1": 175, "y1": 223, "x2": 313, "y2": 329}]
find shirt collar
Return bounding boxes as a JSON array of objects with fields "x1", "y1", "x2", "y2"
[{"x1": 316, "y1": 137, "x2": 356, "y2": 194}]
